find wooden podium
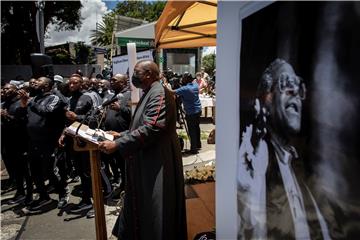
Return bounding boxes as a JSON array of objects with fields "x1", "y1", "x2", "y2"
[{"x1": 65, "y1": 122, "x2": 112, "y2": 240}]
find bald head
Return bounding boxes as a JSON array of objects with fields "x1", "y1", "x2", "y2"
[
  {"x1": 4, "y1": 83, "x2": 17, "y2": 91},
  {"x1": 37, "y1": 76, "x2": 54, "y2": 92},
  {"x1": 133, "y1": 60, "x2": 160, "y2": 89},
  {"x1": 110, "y1": 73, "x2": 128, "y2": 92},
  {"x1": 99, "y1": 79, "x2": 110, "y2": 89},
  {"x1": 136, "y1": 60, "x2": 160, "y2": 80},
  {"x1": 1, "y1": 83, "x2": 17, "y2": 99},
  {"x1": 69, "y1": 74, "x2": 83, "y2": 92}
]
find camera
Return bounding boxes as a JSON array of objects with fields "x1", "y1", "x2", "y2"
[
  {"x1": 170, "y1": 73, "x2": 186, "y2": 90},
  {"x1": 164, "y1": 69, "x2": 174, "y2": 81},
  {"x1": 181, "y1": 72, "x2": 193, "y2": 85}
]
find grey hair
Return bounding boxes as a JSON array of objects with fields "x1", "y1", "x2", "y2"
[{"x1": 256, "y1": 58, "x2": 289, "y2": 101}]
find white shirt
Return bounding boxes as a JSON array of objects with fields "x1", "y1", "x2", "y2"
[
  {"x1": 237, "y1": 126, "x2": 330, "y2": 239},
  {"x1": 271, "y1": 137, "x2": 311, "y2": 239}
]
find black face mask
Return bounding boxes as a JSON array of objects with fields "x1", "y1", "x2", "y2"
[{"x1": 132, "y1": 74, "x2": 142, "y2": 88}]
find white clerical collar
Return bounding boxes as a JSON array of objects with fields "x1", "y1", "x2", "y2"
[{"x1": 270, "y1": 132, "x2": 298, "y2": 165}]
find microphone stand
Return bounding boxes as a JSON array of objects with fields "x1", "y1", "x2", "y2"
[{"x1": 74, "y1": 108, "x2": 93, "y2": 148}]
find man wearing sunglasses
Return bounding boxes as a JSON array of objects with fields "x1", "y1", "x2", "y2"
[{"x1": 237, "y1": 59, "x2": 330, "y2": 239}]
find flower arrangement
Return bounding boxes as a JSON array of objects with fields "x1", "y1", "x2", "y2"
[
  {"x1": 184, "y1": 162, "x2": 215, "y2": 184},
  {"x1": 177, "y1": 130, "x2": 210, "y2": 141}
]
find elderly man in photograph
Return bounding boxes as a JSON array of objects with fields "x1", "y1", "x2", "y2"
[
  {"x1": 99, "y1": 60, "x2": 187, "y2": 240},
  {"x1": 237, "y1": 59, "x2": 330, "y2": 239}
]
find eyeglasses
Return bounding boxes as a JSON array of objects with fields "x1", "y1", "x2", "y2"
[{"x1": 277, "y1": 72, "x2": 306, "y2": 100}]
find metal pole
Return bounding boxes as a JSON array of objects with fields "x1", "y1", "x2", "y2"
[
  {"x1": 36, "y1": 1, "x2": 45, "y2": 53},
  {"x1": 110, "y1": 15, "x2": 118, "y2": 62}
]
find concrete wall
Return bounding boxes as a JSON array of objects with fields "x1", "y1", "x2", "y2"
[{"x1": 1, "y1": 64, "x2": 102, "y2": 81}]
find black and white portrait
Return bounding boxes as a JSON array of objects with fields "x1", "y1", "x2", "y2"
[{"x1": 237, "y1": 2, "x2": 360, "y2": 239}]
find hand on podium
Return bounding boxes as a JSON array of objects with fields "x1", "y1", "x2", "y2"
[
  {"x1": 99, "y1": 140, "x2": 117, "y2": 154},
  {"x1": 106, "y1": 130, "x2": 121, "y2": 139}
]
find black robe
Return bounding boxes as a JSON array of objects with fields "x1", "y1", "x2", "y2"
[{"x1": 112, "y1": 81, "x2": 187, "y2": 240}]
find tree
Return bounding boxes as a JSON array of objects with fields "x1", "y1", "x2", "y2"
[
  {"x1": 74, "y1": 42, "x2": 94, "y2": 64},
  {"x1": 202, "y1": 53, "x2": 216, "y2": 76},
  {"x1": 90, "y1": 13, "x2": 115, "y2": 47},
  {"x1": 90, "y1": 0, "x2": 165, "y2": 47},
  {"x1": 46, "y1": 48, "x2": 75, "y2": 64},
  {"x1": 1, "y1": 1, "x2": 82, "y2": 64},
  {"x1": 114, "y1": 1, "x2": 166, "y2": 22}
]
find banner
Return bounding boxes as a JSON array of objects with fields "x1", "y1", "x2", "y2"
[
  {"x1": 117, "y1": 37, "x2": 155, "y2": 48},
  {"x1": 112, "y1": 50, "x2": 153, "y2": 75},
  {"x1": 237, "y1": 2, "x2": 360, "y2": 239}
]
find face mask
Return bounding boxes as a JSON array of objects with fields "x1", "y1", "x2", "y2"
[{"x1": 132, "y1": 74, "x2": 142, "y2": 88}]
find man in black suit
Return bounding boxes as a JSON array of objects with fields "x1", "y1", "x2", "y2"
[{"x1": 100, "y1": 74, "x2": 131, "y2": 193}]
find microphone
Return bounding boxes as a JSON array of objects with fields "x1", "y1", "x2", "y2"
[{"x1": 98, "y1": 94, "x2": 123, "y2": 109}]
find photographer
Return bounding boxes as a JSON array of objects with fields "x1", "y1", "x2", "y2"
[
  {"x1": 170, "y1": 72, "x2": 202, "y2": 154},
  {"x1": 166, "y1": 72, "x2": 183, "y2": 125},
  {"x1": 160, "y1": 72, "x2": 172, "y2": 90},
  {"x1": 169, "y1": 72, "x2": 182, "y2": 90}
]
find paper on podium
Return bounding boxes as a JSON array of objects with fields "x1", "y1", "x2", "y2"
[{"x1": 65, "y1": 121, "x2": 114, "y2": 144}]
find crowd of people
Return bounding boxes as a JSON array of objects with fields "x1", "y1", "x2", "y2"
[
  {"x1": 161, "y1": 67, "x2": 216, "y2": 96},
  {"x1": 1, "y1": 70, "x2": 132, "y2": 218},
  {"x1": 1, "y1": 60, "x2": 215, "y2": 238}
]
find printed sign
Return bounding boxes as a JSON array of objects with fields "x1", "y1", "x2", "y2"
[{"x1": 112, "y1": 50, "x2": 153, "y2": 75}]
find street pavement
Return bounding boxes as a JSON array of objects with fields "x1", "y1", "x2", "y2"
[
  {"x1": 1, "y1": 180, "x2": 119, "y2": 240},
  {"x1": 1, "y1": 120, "x2": 216, "y2": 240}
]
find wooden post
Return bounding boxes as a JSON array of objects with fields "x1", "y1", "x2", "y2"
[{"x1": 89, "y1": 149, "x2": 107, "y2": 240}]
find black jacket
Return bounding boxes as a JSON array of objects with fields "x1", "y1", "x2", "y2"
[
  {"x1": 103, "y1": 90, "x2": 131, "y2": 132},
  {"x1": 1, "y1": 97, "x2": 28, "y2": 149},
  {"x1": 112, "y1": 81, "x2": 187, "y2": 240},
  {"x1": 24, "y1": 92, "x2": 66, "y2": 146},
  {"x1": 68, "y1": 91, "x2": 93, "y2": 123}
]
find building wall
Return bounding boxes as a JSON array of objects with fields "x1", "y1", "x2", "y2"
[{"x1": 1, "y1": 64, "x2": 101, "y2": 81}]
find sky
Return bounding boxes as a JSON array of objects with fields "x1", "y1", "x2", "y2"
[
  {"x1": 45, "y1": 1, "x2": 149, "y2": 46},
  {"x1": 104, "y1": 0, "x2": 118, "y2": 10},
  {"x1": 45, "y1": 0, "x2": 216, "y2": 55},
  {"x1": 45, "y1": 0, "x2": 110, "y2": 46}
]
